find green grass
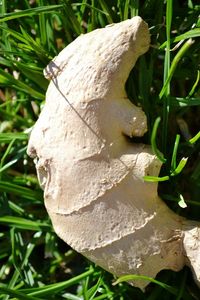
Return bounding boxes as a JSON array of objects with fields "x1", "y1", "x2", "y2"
[{"x1": 0, "y1": 0, "x2": 200, "y2": 299}]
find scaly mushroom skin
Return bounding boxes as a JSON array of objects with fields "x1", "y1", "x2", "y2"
[{"x1": 27, "y1": 17, "x2": 200, "y2": 289}]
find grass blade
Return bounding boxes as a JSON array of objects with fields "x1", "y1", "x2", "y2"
[
  {"x1": 0, "y1": 5, "x2": 63, "y2": 22},
  {"x1": 0, "y1": 285, "x2": 42, "y2": 300},
  {"x1": 143, "y1": 175, "x2": 169, "y2": 182},
  {"x1": 159, "y1": 39, "x2": 194, "y2": 99},
  {"x1": 170, "y1": 157, "x2": 188, "y2": 176},
  {"x1": 0, "y1": 132, "x2": 28, "y2": 143},
  {"x1": 159, "y1": 28, "x2": 200, "y2": 49},
  {"x1": 123, "y1": 0, "x2": 130, "y2": 20},
  {"x1": 129, "y1": 0, "x2": 139, "y2": 17},
  {"x1": 151, "y1": 117, "x2": 166, "y2": 163},
  {"x1": 161, "y1": 0, "x2": 173, "y2": 154},
  {"x1": 0, "y1": 216, "x2": 51, "y2": 231},
  {"x1": 113, "y1": 274, "x2": 177, "y2": 296},
  {"x1": 20, "y1": 268, "x2": 94, "y2": 297},
  {"x1": 169, "y1": 97, "x2": 200, "y2": 107},
  {"x1": 171, "y1": 134, "x2": 180, "y2": 170},
  {"x1": 62, "y1": 0, "x2": 82, "y2": 35},
  {"x1": 98, "y1": 0, "x2": 114, "y2": 23},
  {"x1": 0, "y1": 181, "x2": 42, "y2": 202},
  {"x1": 189, "y1": 131, "x2": 200, "y2": 144},
  {"x1": 0, "y1": 68, "x2": 45, "y2": 99},
  {"x1": 188, "y1": 70, "x2": 200, "y2": 98}
]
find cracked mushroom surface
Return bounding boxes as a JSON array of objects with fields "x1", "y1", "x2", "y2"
[{"x1": 27, "y1": 16, "x2": 200, "y2": 289}]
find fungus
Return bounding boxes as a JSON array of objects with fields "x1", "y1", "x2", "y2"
[{"x1": 27, "y1": 17, "x2": 200, "y2": 289}]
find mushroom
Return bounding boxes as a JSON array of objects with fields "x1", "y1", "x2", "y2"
[{"x1": 27, "y1": 16, "x2": 200, "y2": 289}]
